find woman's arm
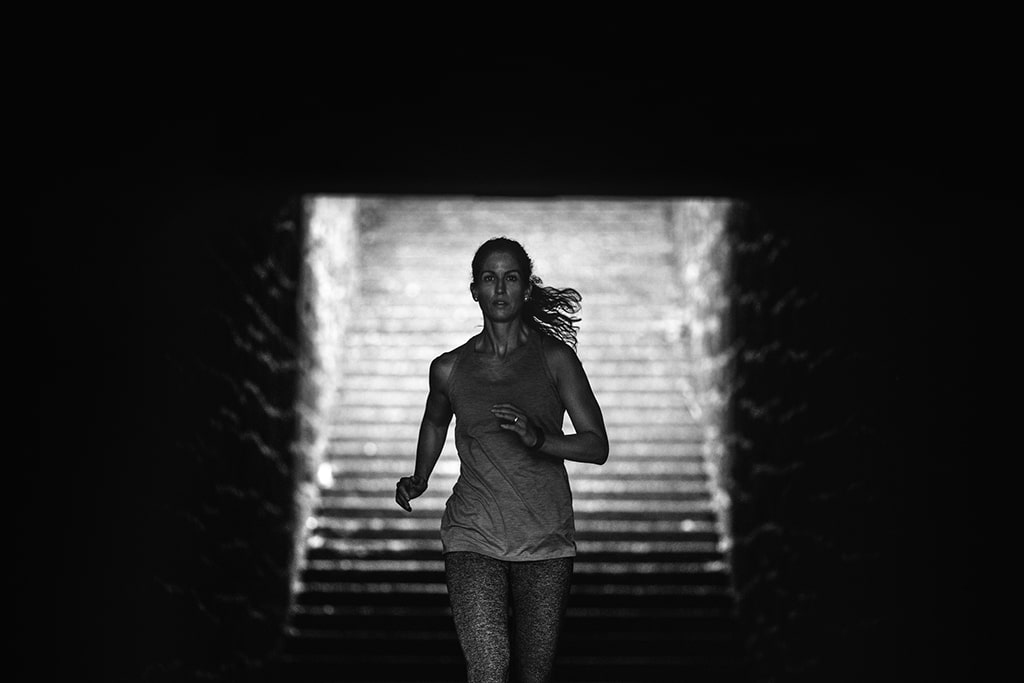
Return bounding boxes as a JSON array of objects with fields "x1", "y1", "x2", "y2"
[
  {"x1": 396, "y1": 353, "x2": 455, "y2": 511},
  {"x1": 492, "y1": 339, "x2": 609, "y2": 465}
]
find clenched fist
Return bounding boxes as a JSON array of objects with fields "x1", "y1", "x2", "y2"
[{"x1": 395, "y1": 474, "x2": 428, "y2": 512}]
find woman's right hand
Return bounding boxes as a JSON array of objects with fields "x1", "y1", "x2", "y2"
[{"x1": 395, "y1": 474, "x2": 428, "y2": 512}]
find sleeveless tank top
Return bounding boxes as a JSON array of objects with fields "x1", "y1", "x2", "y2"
[{"x1": 440, "y1": 331, "x2": 576, "y2": 561}]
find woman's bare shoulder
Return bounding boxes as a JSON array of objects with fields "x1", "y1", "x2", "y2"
[
  {"x1": 431, "y1": 349, "x2": 459, "y2": 375},
  {"x1": 538, "y1": 334, "x2": 580, "y2": 372},
  {"x1": 429, "y1": 340, "x2": 470, "y2": 386}
]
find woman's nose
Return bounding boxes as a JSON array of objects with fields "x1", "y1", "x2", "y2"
[{"x1": 496, "y1": 279, "x2": 506, "y2": 294}]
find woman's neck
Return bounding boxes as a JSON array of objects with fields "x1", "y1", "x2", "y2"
[{"x1": 477, "y1": 318, "x2": 531, "y2": 359}]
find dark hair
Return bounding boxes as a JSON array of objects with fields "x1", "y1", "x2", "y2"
[{"x1": 471, "y1": 237, "x2": 582, "y2": 349}]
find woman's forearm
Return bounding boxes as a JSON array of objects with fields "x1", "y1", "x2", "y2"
[
  {"x1": 535, "y1": 430, "x2": 608, "y2": 465},
  {"x1": 413, "y1": 418, "x2": 451, "y2": 482}
]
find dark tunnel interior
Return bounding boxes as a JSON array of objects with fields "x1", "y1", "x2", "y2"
[{"x1": 15, "y1": 55, "x2": 980, "y2": 683}]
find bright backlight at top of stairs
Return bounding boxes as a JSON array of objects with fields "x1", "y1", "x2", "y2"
[{"x1": 280, "y1": 197, "x2": 742, "y2": 681}]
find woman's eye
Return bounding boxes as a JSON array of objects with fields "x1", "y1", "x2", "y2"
[
  {"x1": 482, "y1": 275, "x2": 494, "y2": 282},
  {"x1": 506, "y1": 275, "x2": 518, "y2": 282}
]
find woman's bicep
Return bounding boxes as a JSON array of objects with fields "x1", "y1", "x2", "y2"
[
  {"x1": 422, "y1": 392, "x2": 453, "y2": 432},
  {"x1": 424, "y1": 355, "x2": 455, "y2": 426}
]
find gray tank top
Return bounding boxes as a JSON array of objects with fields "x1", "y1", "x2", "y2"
[{"x1": 440, "y1": 331, "x2": 576, "y2": 561}]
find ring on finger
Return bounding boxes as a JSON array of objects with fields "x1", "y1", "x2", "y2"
[{"x1": 514, "y1": 416, "x2": 519, "y2": 424}]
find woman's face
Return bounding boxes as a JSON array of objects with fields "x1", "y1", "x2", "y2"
[{"x1": 471, "y1": 249, "x2": 531, "y2": 322}]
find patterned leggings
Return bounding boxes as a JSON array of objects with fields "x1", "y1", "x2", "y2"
[{"x1": 444, "y1": 551, "x2": 574, "y2": 683}]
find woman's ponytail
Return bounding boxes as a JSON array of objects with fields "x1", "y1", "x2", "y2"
[{"x1": 524, "y1": 278, "x2": 582, "y2": 350}]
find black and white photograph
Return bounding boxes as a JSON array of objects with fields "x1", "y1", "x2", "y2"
[{"x1": 16, "y1": 40, "x2": 982, "y2": 683}]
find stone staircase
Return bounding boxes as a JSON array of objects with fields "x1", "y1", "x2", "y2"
[{"x1": 270, "y1": 199, "x2": 746, "y2": 682}]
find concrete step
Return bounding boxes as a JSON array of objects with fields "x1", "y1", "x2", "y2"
[
  {"x1": 323, "y1": 468, "x2": 705, "y2": 494},
  {"x1": 290, "y1": 601, "x2": 735, "y2": 619},
  {"x1": 347, "y1": 302, "x2": 687, "y2": 323},
  {"x1": 328, "y1": 406, "x2": 699, "y2": 426},
  {"x1": 316, "y1": 495, "x2": 714, "y2": 513},
  {"x1": 339, "y1": 344, "x2": 688, "y2": 365},
  {"x1": 328, "y1": 424, "x2": 706, "y2": 442},
  {"x1": 310, "y1": 517, "x2": 720, "y2": 537},
  {"x1": 316, "y1": 496, "x2": 718, "y2": 515},
  {"x1": 327, "y1": 438, "x2": 708, "y2": 458},
  {"x1": 363, "y1": 218, "x2": 675, "y2": 239},
  {"x1": 326, "y1": 459, "x2": 709, "y2": 479},
  {"x1": 300, "y1": 561, "x2": 730, "y2": 583},
  {"x1": 363, "y1": 232, "x2": 675, "y2": 251},
  {"x1": 294, "y1": 582, "x2": 734, "y2": 606},
  {"x1": 355, "y1": 284, "x2": 684, "y2": 304},
  {"x1": 353, "y1": 287, "x2": 681, "y2": 306},
  {"x1": 320, "y1": 491, "x2": 712, "y2": 511},
  {"x1": 296, "y1": 561, "x2": 729, "y2": 581},
  {"x1": 363, "y1": 224, "x2": 675, "y2": 241},
  {"x1": 362, "y1": 246, "x2": 677, "y2": 266},
  {"x1": 339, "y1": 348, "x2": 690, "y2": 367},
  {"x1": 324, "y1": 474, "x2": 712, "y2": 493},
  {"x1": 338, "y1": 373, "x2": 697, "y2": 393},
  {"x1": 338, "y1": 360, "x2": 701, "y2": 377},
  {"x1": 336, "y1": 390, "x2": 693, "y2": 411},
  {"x1": 313, "y1": 501, "x2": 720, "y2": 518},
  {"x1": 310, "y1": 529, "x2": 722, "y2": 547},
  {"x1": 303, "y1": 538, "x2": 722, "y2": 558},
  {"x1": 328, "y1": 449, "x2": 709, "y2": 466},
  {"x1": 366, "y1": 231, "x2": 675, "y2": 248},
  {"x1": 325, "y1": 477, "x2": 712, "y2": 497},
  {"x1": 358, "y1": 260, "x2": 678, "y2": 282},
  {"x1": 368, "y1": 198, "x2": 670, "y2": 219},
  {"x1": 346, "y1": 315, "x2": 687, "y2": 340},
  {"x1": 342, "y1": 331, "x2": 690, "y2": 350},
  {"x1": 295, "y1": 581, "x2": 733, "y2": 603},
  {"x1": 308, "y1": 537, "x2": 724, "y2": 555}
]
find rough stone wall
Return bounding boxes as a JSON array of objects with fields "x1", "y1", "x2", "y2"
[
  {"x1": 666, "y1": 200, "x2": 734, "y2": 548},
  {"x1": 105, "y1": 184, "x2": 310, "y2": 682},
  {"x1": 291, "y1": 196, "x2": 360, "y2": 595},
  {"x1": 33, "y1": 185, "x2": 368, "y2": 682},
  {"x1": 725, "y1": 196, "x2": 927, "y2": 682},
  {"x1": 669, "y1": 200, "x2": 733, "y2": 375}
]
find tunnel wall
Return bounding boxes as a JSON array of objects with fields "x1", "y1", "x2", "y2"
[
  {"x1": 36, "y1": 186, "x2": 369, "y2": 682},
  {"x1": 291, "y1": 197, "x2": 361, "y2": 596},
  {"x1": 724, "y1": 196, "x2": 931, "y2": 683},
  {"x1": 666, "y1": 200, "x2": 734, "y2": 550},
  {"x1": 136, "y1": 186, "x2": 305, "y2": 682},
  {"x1": 35, "y1": 180, "x2": 315, "y2": 682}
]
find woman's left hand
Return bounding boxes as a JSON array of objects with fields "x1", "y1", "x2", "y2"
[{"x1": 491, "y1": 403, "x2": 541, "y2": 448}]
